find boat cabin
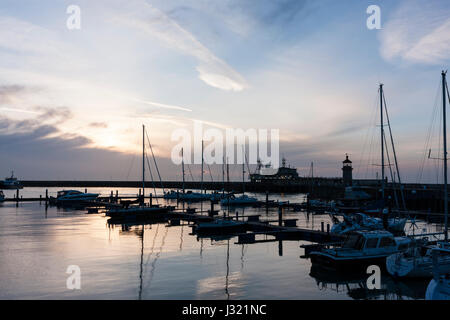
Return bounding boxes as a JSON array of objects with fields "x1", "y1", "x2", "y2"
[
  {"x1": 342, "y1": 230, "x2": 410, "y2": 252},
  {"x1": 57, "y1": 190, "x2": 83, "y2": 198}
]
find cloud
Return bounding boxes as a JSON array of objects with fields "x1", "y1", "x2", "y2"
[
  {"x1": 89, "y1": 122, "x2": 108, "y2": 129},
  {"x1": 0, "y1": 113, "x2": 179, "y2": 180},
  {"x1": 111, "y1": 0, "x2": 248, "y2": 91},
  {"x1": 129, "y1": 97, "x2": 193, "y2": 112},
  {"x1": 380, "y1": 0, "x2": 450, "y2": 65}
]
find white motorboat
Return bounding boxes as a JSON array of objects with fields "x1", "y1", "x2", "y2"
[
  {"x1": 50, "y1": 190, "x2": 99, "y2": 204},
  {"x1": 309, "y1": 230, "x2": 413, "y2": 271}
]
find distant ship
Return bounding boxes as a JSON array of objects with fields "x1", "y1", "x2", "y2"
[
  {"x1": 0, "y1": 171, "x2": 23, "y2": 190},
  {"x1": 249, "y1": 158, "x2": 299, "y2": 183}
]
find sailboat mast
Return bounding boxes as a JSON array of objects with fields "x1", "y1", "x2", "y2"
[
  {"x1": 201, "y1": 140, "x2": 204, "y2": 194},
  {"x1": 222, "y1": 156, "x2": 225, "y2": 194},
  {"x1": 380, "y1": 84, "x2": 385, "y2": 208},
  {"x1": 226, "y1": 158, "x2": 230, "y2": 190},
  {"x1": 142, "y1": 124, "x2": 145, "y2": 203},
  {"x1": 182, "y1": 147, "x2": 185, "y2": 194},
  {"x1": 442, "y1": 71, "x2": 448, "y2": 241},
  {"x1": 242, "y1": 146, "x2": 246, "y2": 194}
]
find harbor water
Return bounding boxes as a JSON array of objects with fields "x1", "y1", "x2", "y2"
[{"x1": 0, "y1": 188, "x2": 438, "y2": 299}]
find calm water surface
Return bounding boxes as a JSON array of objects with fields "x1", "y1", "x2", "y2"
[{"x1": 0, "y1": 188, "x2": 436, "y2": 299}]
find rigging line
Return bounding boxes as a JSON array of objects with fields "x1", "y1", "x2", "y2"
[
  {"x1": 244, "y1": 149, "x2": 251, "y2": 178},
  {"x1": 145, "y1": 150, "x2": 159, "y2": 204},
  {"x1": 186, "y1": 164, "x2": 195, "y2": 181},
  {"x1": 365, "y1": 102, "x2": 378, "y2": 179},
  {"x1": 145, "y1": 130, "x2": 165, "y2": 193},
  {"x1": 382, "y1": 90, "x2": 406, "y2": 210},
  {"x1": 125, "y1": 135, "x2": 140, "y2": 180},
  {"x1": 418, "y1": 80, "x2": 442, "y2": 183},
  {"x1": 356, "y1": 92, "x2": 379, "y2": 176},
  {"x1": 383, "y1": 130, "x2": 400, "y2": 209},
  {"x1": 207, "y1": 164, "x2": 214, "y2": 182},
  {"x1": 446, "y1": 76, "x2": 450, "y2": 105}
]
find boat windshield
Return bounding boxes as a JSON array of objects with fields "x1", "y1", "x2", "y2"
[{"x1": 343, "y1": 234, "x2": 365, "y2": 250}]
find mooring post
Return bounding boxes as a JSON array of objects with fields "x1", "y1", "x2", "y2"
[
  {"x1": 278, "y1": 206, "x2": 283, "y2": 226},
  {"x1": 16, "y1": 189, "x2": 19, "y2": 202},
  {"x1": 327, "y1": 223, "x2": 330, "y2": 234},
  {"x1": 45, "y1": 189, "x2": 48, "y2": 203},
  {"x1": 139, "y1": 188, "x2": 141, "y2": 197},
  {"x1": 235, "y1": 211, "x2": 239, "y2": 221},
  {"x1": 85, "y1": 188, "x2": 87, "y2": 193},
  {"x1": 150, "y1": 193, "x2": 153, "y2": 206},
  {"x1": 321, "y1": 221, "x2": 324, "y2": 232},
  {"x1": 116, "y1": 190, "x2": 118, "y2": 202},
  {"x1": 210, "y1": 200, "x2": 214, "y2": 213},
  {"x1": 278, "y1": 240, "x2": 283, "y2": 257}
]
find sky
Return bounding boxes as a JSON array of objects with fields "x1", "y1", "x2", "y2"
[{"x1": 0, "y1": 0, "x2": 449, "y2": 182}]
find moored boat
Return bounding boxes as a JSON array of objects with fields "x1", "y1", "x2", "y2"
[
  {"x1": 309, "y1": 230, "x2": 413, "y2": 272},
  {"x1": 0, "y1": 171, "x2": 23, "y2": 190},
  {"x1": 193, "y1": 219, "x2": 246, "y2": 234},
  {"x1": 220, "y1": 194, "x2": 259, "y2": 206},
  {"x1": 49, "y1": 190, "x2": 99, "y2": 205}
]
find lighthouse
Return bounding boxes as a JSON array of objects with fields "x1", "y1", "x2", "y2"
[{"x1": 342, "y1": 154, "x2": 353, "y2": 186}]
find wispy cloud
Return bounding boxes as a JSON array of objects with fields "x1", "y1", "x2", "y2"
[
  {"x1": 129, "y1": 97, "x2": 192, "y2": 112},
  {"x1": 111, "y1": 0, "x2": 248, "y2": 91},
  {"x1": 380, "y1": 0, "x2": 450, "y2": 65}
]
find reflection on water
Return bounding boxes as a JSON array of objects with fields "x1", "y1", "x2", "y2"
[
  {"x1": 0, "y1": 187, "x2": 442, "y2": 299},
  {"x1": 309, "y1": 266, "x2": 429, "y2": 300}
]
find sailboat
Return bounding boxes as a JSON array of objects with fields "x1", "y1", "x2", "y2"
[
  {"x1": 387, "y1": 71, "x2": 450, "y2": 279},
  {"x1": 220, "y1": 149, "x2": 258, "y2": 207},
  {"x1": 332, "y1": 83, "x2": 407, "y2": 234},
  {"x1": 107, "y1": 125, "x2": 171, "y2": 220}
]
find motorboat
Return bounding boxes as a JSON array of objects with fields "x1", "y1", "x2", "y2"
[
  {"x1": 50, "y1": 190, "x2": 99, "y2": 204},
  {"x1": 106, "y1": 204, "x2": 170, "y2": 220},
  {"x1": 163, "y1": 190, "x2": 180, "y2": 199},
  {"x1": 193, "y1": 219, "x2": 246, "y2": 234},
  {"x1": 220, "y1": 194, "x2": 259, "y2": 206},
  {"x1": 179, "y1": 191, "x2": 211, "y2": 202},
  {"x1": 309, "y1": 230, "x2": 413, "y2": 271},
  {"x1": 0, "y1": 171, "x2": 23, "y2": 189},
  {"x1": 331, "y1": 212, "x2": 406, "y2": 235}
]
